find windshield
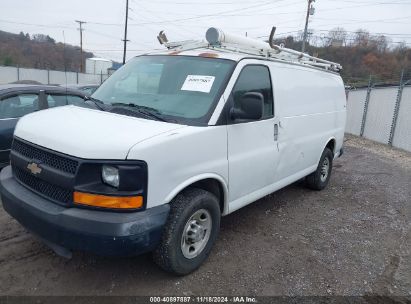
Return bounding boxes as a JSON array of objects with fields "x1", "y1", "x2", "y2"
[{"x1": 93, "y1": 55, "x2": 235, "y2": 125}]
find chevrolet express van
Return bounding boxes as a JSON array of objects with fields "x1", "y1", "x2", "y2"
[{"x1": 0, "y1": 28, "x2": 346, "y2": 275}]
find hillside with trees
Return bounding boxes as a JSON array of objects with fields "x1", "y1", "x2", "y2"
[
  {"x1": 0, "y1": 30, "x2": 94, "y2": 72},
  {"x1": 1, "y1": 28, "x2": 410, "y2": 86},
  {"x1": 274, "y1": 27, "x2": 411, "y2": 87}
]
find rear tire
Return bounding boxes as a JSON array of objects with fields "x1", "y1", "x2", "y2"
[
  {"x1": 153, "y1": 188, "x2": 220, "y2": 275},
  {"x1": 305, "y1": 147, "x2": 333, "y2": 190}
]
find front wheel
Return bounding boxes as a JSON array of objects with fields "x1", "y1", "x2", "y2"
[
  {"x1": 153, "y1": 188, "x2": 221, "y2": 275},
  {"x1": 305, "y1": 147, "x2": 333, "y2": 190}
]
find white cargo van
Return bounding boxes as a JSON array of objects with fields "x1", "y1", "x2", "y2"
[{"x1": 0, "y1": 28, "x2": 346, "y2": 275}]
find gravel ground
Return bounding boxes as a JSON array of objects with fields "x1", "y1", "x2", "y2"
[{"x1": 0, "y1": 134, "x2": 410, "y2": 296}]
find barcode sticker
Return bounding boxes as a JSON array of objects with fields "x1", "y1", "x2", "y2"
[{"x1": 181, "y1": 75, "x2": 215, "y2": 93}]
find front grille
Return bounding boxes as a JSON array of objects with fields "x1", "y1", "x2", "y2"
[
  {"x1": 13, "y1": 166, "x2": 72, "y2": 204},
  {"x1": 12, "y1": 139, "x2": 78, "y2": 175}
]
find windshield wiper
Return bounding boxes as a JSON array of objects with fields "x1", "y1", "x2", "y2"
[
  {"x1": 110, "y1": 103, "x2": 167, "y2": 122},
  {"x1": 85, "y1": 96, "x2": 106, "y2": 111}
]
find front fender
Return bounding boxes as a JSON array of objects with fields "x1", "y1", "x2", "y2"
[{"x1": 164, "y1": 173, "x2": 229, "y2": 216}]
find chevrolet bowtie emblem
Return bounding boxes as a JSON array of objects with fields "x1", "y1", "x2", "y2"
[{"x1": 27, "y1": 162, "x2": 42, "y2": 175}]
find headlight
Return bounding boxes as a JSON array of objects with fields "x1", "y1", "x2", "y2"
[{"x1": 102, "y1": 165, "x2": 119, "y2": 188}]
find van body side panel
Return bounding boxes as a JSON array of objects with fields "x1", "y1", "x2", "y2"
[
  {"x1": 127, "y1": 126, "x2": 228, "y2": 210},
  {"x1": 269, "y1": 63, "x2": 346, "y2": 182}
]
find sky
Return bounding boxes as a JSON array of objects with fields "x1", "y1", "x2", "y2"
[{"x1": 1, "y1": 0, "x2": 411, "y2": 62}]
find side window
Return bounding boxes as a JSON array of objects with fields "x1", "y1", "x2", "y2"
[
  {"x1": 66, "y1": 95, "x2": 85, "y2": 106},
  {"x1": 0, "y1": 94, "x2": 39, "y2": 119},
  {"x1": 47, "y1": 94, "x2": 86, "y2": 108},
  {"x1": 82, "y1": 87, "x2": 96, "y2": 95},
  {"x1": 47, "y1": 94, "x2": 68, "y2": 108},
  {"x1": 232, "y1": 65, "x2": 274, "y2": 119}
]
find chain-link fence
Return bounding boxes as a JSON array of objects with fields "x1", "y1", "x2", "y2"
[
  {"x1": 344, "y1": 71, "x2": 409, "y2": 89},
  {"x1": 346, "y1": 70, "x2": 411, "y2": 152},
  {"x1": 0, "y1": 65, "x2": 110, "y2": 85}
]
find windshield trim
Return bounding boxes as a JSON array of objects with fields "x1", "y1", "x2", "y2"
[{"x1": 94, "y1": 54, "x2": 237, "y2": 127}]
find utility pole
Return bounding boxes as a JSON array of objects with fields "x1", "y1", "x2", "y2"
[
  {"x1": 75, "y1": 20, "x2": 86, "y2": 73},
  {"x1": 122, "y1": 0, "x2": 130, "y2": 65},
  {"x1": 301, "y1": 0, "x2": 315, "y2": 53}
]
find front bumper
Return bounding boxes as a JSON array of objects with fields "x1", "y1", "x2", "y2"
[{"x1": 0, "y1": 166, "x2": 169, "y2": 257}]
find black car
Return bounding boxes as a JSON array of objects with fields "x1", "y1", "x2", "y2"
[{"x1": 0, "y1": 85, "x2": 88, "y2": 169}]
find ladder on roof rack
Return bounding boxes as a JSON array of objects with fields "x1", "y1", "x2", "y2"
[{"x1": 157, "y1": 27, "x2": 342, "y2": 72}]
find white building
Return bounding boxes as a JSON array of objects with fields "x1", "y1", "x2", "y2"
[{"x1": 85, "y1": 57, "x2": 113, "y2": 75}]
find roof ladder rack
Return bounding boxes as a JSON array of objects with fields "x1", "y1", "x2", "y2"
[{"x1": 157, "y1": 27, "x2": 342, "y2": 72}]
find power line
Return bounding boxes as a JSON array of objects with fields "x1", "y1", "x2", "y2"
[
  {"x1": 86, "y1": 0, "x2": 285, "y2": 26},
  {"x1": 0, "y1": 19, "x2": 74, "y2": 29},
  {"x1": 314, "y1": 15, "x2": 411, "y2": 25},
  {"x1": 137, "y1": 0, "x2": 271, "y2": 4},
  {"x1": 134, "y1": 0, "x2": 303, "y2": 16},
  {"x1": 132, "y1": 0, "x2": 199, "y2": 40},
  {"x1": 332, "y1": 0, "x2": 411, "y2": 5},
  {"x1": 83, "y1": 0, "x2": 409, "y2": 28}
]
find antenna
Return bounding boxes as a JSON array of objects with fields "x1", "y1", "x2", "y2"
[{"x1": 62, "y1": 31, "x2": 68, "y2": 100}]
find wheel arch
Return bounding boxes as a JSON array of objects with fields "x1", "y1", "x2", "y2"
[
  {"x1": 164, "y1": 174, "x2": 229, "y2": 215},
  {"x1": 315, "y1": 137, "x2": 337, "y2": 166},
  {"x1": 325, "y1": 137, "x2": 336, "y2": 154}
]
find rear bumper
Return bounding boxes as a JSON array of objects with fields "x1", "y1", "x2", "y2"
[{"x1": 0, "y1": 166, "x2": 169, "y2": 257}]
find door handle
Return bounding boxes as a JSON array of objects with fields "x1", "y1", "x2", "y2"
[{"x1": 274, "y1": 123, "x2": 279, "y2": 141}]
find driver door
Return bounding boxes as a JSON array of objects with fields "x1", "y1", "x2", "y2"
[{"x1": 226, "y1": 62, "x2": 280, "y2": 209}]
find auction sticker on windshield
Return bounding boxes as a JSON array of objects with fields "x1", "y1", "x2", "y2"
[{"x1": 181, "y1": 75, "x2": 215, "y2": 93}]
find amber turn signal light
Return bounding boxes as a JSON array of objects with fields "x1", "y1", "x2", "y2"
[{"x1": 73, "y1": 192, "x2": 143, "y2": 209}]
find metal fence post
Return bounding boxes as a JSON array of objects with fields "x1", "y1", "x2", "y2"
[
  {"x1": 47, "y1": 69, "x2": 50, "y2": 85},
  {"x1": 76, "y1": 72, "x2": 79, "y2": 84},
  {"x1": 17, "y1": 65, "x2": 20, "y2": 81},
  {"x1": 100, "y1": 71, "x2": 103, "y2": 84},
  {"x1": 360, "y1": 75, "x2": 373, "y2": 137},
  {"x1": 388, "y1": 70, "x2": 406, "y2": 146},
  {"x1": 345, "y1": 87, "x2": 350, "y2": 101}
]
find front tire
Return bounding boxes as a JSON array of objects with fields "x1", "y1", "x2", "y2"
[
  {"x1": 153, "y1": 188, "x2": 221, "y2": 275},
  {"x1": 305, "y1": 147, "x2": 333, "y2": 190}
]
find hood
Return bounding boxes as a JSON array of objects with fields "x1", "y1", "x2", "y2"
[{"x1": 14, "y1": 106, "x2": 186, "y2": 159}]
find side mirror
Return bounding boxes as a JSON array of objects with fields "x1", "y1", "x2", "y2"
[{"x1": 230, "y1": 92, "x2": 264, "y2": 121}]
